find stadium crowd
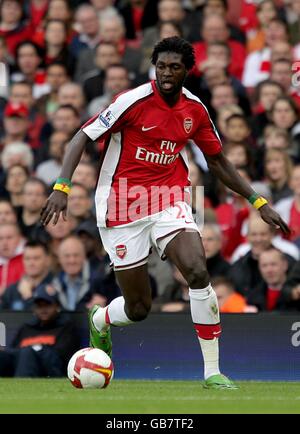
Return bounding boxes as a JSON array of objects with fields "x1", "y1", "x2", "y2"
[{"x1": 0, "y1": 0, "x2": 300, "y2": 316}]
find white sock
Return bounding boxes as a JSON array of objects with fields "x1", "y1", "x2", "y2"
[
  {"x1": 93, "y1": 296, "x2": 133, "y2": 331},
  {"x1": 189, "y1": 284, "x2": 221, "y2": 380}
]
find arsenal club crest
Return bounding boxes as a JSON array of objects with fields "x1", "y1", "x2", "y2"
[
  {"x1": 116, "y1": 244, "x2": 127, "y2": 259},
  {"x1": 184, "y1": 118, "x2": 193, "y2": 134}
]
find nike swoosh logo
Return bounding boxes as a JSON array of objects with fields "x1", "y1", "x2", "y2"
[{"x1": 142, "y1": 126, "x2": 157, "y2": 131}]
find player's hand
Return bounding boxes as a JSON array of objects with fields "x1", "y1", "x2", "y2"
[
  {"x1": 40, "y1": 190, "x2": 68, "y2": 226},
  {"x1": 258, "y1": 204, "x2": 290, "y2": 235}
]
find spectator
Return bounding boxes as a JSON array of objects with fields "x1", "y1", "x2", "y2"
[
  {"x1": 0, "y1": 283, "x2": 80, "y2": 377},
  {"x1": 90, "y1": 0, "x2": 117, "y2": 17},
  {"x1": 44, "y1": 19, "x2": 75, "y2": 73},
  {"x1": 67, "y1": 183, "x2": 94, "y2": 226},
  {"x1": 263, "y1": 126, "x2": 290, "y2": 151},
  {"x1": 77, "y1": 13, "x2": 142, "y2": 83},
  {"x1": 117, "y1": 0, "x2": 159, "y2": 43},
  {"x1": 17, "y1": 177, "x2": 48, "y2": 240},
  {"x1": 11, "y1": 41, "x2": 47, "y2": 99},
  {"x1": 26, "y1": 0, "x2": 49, "y2": 30},
  {"x1": 264, "y1": 148, "x2": 293, "y2": 204},
  {"x1": 192, "y1": 14, "x2": 246, "y2": 80},
  {"x1": 81, "y1": 42, "x2": 122, "y2": 102},
  {"x1": 281, "y1": 260, "x2": 300, "y2": 311},
  {"x1": 251, "y1": 79, "x2": 284, "y2": 141},
  {"x1": 4, "y1": 164, "x2": 29, "y2": 208},
  {"x1": 87, "y1": 63, "x2": 131, "y2": 117},
  {"x1": 229, "y1": 214, "x2": 298, "y2": 298},
  {"x1": 72, "y1": 162, "x2": 97, "y2": 195},
  {"x1": 0, "y1": 222, "x2": 25, "y2": 297},
  {"x1": 242, "y1": 18, "x2": 290, "y2": 89},
  {"x1": 270, "y1": 96, "x2": 300, "y2": 157},
  {"x1": 35, "y1": 131, "x2": 69, "y2": 185},
  {"x1": 141, "y1": 0, "x2": 189, "y2": 60},
  {"x1": 224, "y1": 143, "x2": 254, "y2": 174},
  {"x1": 0, "y1": 199, "x2": 17, "y2": 224},
  {"x1": 45, "y1": 0, "x2": 73, "y2": 29},
  {"x1": 75, "y1": 219, "x2": 121, "y2": 297},
  {"x1": 9, "y1": 81, "x2": 46, "y2": 151},
  {"x1": 216, "y1": 104, "x2": 244, "y2": 139},
  {"x1": 287, "y1": 0, "x2": 300, "y2": 45},
  {"x1": 246, "y1": 0, "x2": 278, "y2": 53},
  {"x1": 70, "y1": 3, "x2": 101, "y2": 58},
  {"x1": 210, "y1": 83, "x2": 238, "y2": 115},
  {"x1": 270, "y1": 58, "x2": 300, "y2": 109},
  {"x1": 57, "y1": 82, "x2": 86, "y2": 120},
  {"x1": 1, "y1": 142, "x2": 34, "y2": 175},
  {"x1": 211, "y1": 276, "x2": 253, "y2": 313},
  {"x1": 2, "y1": 102, "x2": 30, "y2": 147},
  {"x1": 0, "y1": 240, "x2": 53, "y2": 310},
  {"x1": 52, "y1": 235, "x2": 114, "y2": 311},
  {"x1": 202, "y1": 223, "x2": 231, "y2": 278},
  {"x1": 274, "y1": 165, "x2": 300, "y2": 242},
  {"x1": 141, "y1": 19, "x2": 183, "y2": 79},
  {"x1": 248, "y1": 247, "x2": 289, "y2": 311},
  {"x1": 0, "y1": 0, "x2": 32, "y2": 56},
  {"x1": 36, "y1": 62, "x2": 70, "y2": 119},
  {"x1": 40, "y1": 105, "x2": 81, "y2": 144},
  {"x1": 223, "y1": 114, "x2": 252, "y2": 145}
]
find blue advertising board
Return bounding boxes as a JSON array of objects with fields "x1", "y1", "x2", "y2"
[{"x1": 1, "y1": 312, "x2": 300, "y2": 381}]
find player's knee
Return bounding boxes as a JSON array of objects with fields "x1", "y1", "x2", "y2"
[
  {"x1": 185, "y1": 262, "x2": 209, "y2": 288},
  {"x1": 126, "y1": 300, "x2": 151, "y2": 322}
]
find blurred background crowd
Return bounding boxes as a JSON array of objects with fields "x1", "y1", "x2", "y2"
[{"x1": 0, "y1": 0, "x2": 300, "y2": 317}]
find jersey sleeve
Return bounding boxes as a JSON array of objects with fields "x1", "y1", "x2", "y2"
[
  {"x1": 81, "y1": 92, "x2": 131, "y2": 141},
  {"x1": 192, "y1": 106, "x2": 223, "y2": 156}
]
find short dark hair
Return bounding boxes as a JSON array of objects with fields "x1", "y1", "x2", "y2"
[
  {"x1": 226, "y1": 113, "x2": 249, "y2": 127},
  {"x1": 151, "y1": 36, "x2": 195, "y2": 71},
  {"x1": 56, "y1": 104, "x2": 80, "y2": 117},
  {"x1": 24, "y1": 240, "x2": 49, "y2": 254}
]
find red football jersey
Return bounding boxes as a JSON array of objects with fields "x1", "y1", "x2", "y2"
[{"x1": 82, "y1": 81, "x2": 222, "y2": 227}]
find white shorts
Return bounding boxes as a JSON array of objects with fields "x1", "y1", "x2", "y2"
[{"x1": 99, "y1": 201, "x2": 200, "y2": 271}]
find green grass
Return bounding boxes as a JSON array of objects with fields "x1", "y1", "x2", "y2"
[{"x1": 0, "y1": 379, "x2": 299, "y2": 414}]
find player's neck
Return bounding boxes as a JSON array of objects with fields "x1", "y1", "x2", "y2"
[{"x1": 155, "y1": 82, "x2": 181, "y2": 107}]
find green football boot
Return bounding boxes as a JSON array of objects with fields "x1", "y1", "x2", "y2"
[
  {"x1": 88, "y1": 305, "x2": 112, "y2": 358},
  {"x1": 203, "y1": 374, "x2": 239, "y2": 390}
]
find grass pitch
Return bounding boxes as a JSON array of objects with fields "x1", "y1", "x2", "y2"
[{"x1": 0, "y1": 379, "x2": 300, "y2": 414}]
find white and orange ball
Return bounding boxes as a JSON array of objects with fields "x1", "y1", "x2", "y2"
[{"x1": 67, "y1": 348, "x2": 114, "y2": 389}]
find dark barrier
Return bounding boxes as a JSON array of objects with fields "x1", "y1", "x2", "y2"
[{"x1": 1, "y1": 312, "x2": 300, "y2": 381}]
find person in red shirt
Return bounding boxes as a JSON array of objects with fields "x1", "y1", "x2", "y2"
[
  {"x1": 249, "y1": 247, "x2": 289, "y2": 311},
  {"x1": 0, "y1": 0, "x2": 32, "y2": 57},
  {"x1": 192, "y1": 14, "x2": 246, "y2": 80},
  {"x1": 41, "y1": 37, "x2": 289, "y2": 390},
  {"x1": 0, "y1": 222, "x2": 25, "y2": 298}
]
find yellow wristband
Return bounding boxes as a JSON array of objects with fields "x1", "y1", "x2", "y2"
[
  {"x1": 53, "y1": 183, "x2": 71, "y2": 195},
  {"x1": 253, "y1": 196, "x2": 268, "y2": 210}
]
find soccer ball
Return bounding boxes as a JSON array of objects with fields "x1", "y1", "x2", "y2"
[{"x1": 67, "y1": 347, "x2": 114, "y2": 389}]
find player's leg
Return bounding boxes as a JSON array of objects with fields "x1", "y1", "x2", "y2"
[
  {"x1": 90, "y1": 264, "x2": 152, "y2": 356},
  {"x1": 90, "y1": 221, "x2": 153, "y2": 356},
  {"x1": 164, "y1": 230, "x2": 237, "y2": 389}
]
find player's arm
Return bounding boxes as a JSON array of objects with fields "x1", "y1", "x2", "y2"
[
  {"x1": 40, "y1": 130, "x2": 89, "y2": 226},
  {"x1": 205, "y1": 151, "x2": 290, "y2": 234}
]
